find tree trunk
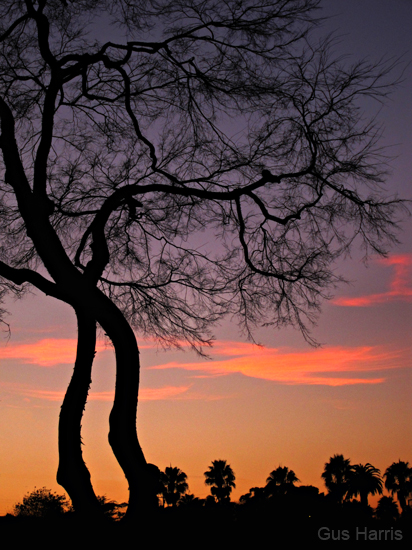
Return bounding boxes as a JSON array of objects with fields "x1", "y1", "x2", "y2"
[
  {"x1": 360, "y1": 491, "x2": 368, "y2": 507},
  {"x1": 57, "y1": 307, "x2": 103, "y2": 519},
  {"x1": 398, "y1": 493, "x2": 407, "y2": 513},
  {"x1": 93, "y1": 290, "x2": 158, "y2": 521}
]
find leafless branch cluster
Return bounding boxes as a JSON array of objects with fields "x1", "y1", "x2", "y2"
[{"x1": 0, "y1": 1, "x2": 406, "y2": 349}]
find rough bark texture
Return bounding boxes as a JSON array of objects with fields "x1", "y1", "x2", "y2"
[{"x1": 57, "y1": 308, "x2": 103, "y2": 518}]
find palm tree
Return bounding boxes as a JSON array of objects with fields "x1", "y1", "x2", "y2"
[
  {"x1": 375, "y1": 496, "x2": 400, "y2": 523},
  {"x1": 160, "y1": 466, "x2": 189, "y2": 507},
  {"x1": 321, "y1": 454, "x2": 352, "y2": 504},
  {"x1": 384, "y1": 460, "x2": 412, "y2": 513},
  {"x1": 204, "y1": 459, "x2": 236, "y2": 503},
  {"x1": 265, "y1": 466, "x2": 300, "y2": 497},
  {"x1": 347, "y1": 463, "x2": 383, "y2": 506}
]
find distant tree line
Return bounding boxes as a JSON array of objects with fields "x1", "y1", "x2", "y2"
[{"x1": 10, "y1": 456, "x2": 412, "y2": 524}]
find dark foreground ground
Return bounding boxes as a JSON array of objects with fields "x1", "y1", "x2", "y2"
[{"x1": 1, "y1": 507, "x2": 412, "y2": 549}]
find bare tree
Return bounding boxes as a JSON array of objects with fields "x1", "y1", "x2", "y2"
[{"x1": 0, "y1": 0, "x2": 406, "y2": 521}]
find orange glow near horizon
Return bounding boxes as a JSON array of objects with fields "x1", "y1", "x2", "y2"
[
  {"x1": 0, "y1": 262, "x2": 411, "y2": 515},
  {"x1": 333, "y1": 254, "x2": 412, "y2": 307},
  {"x1": 1, "y1": 383, "x2": 192, "y2": 402}
]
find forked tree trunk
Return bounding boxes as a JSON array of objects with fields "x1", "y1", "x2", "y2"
[
  {"x1": 57, "y1": 307, "x2": 103, "y2": 519},
  {"x1": 94, "y1": 291, "x2": 158, "y2": 521}
]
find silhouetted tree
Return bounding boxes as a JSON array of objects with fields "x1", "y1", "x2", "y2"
[
  {"x1": 204, "y1": 460, "x2": 236, "y2": 503},
  {"x1": 265, "y1": 466, "x2": 300, "y2": 497},
  {"x1": 240, "y1": 486, "x2": 267, "y2": 505},
  {"x1": 160, "y1": 466, "x2": 189, "y2": 507},
  {"x1": 347, "y1": 463, "x2": 383, "y2": 507},
  {"x1": 321, "y1": 454, "x2": 352, "y2": 504},
  {"x1": 0, "y1": 0, "x2": 406, "y2": 520},
  {"x1": 203, "y1": 495, "x2": 218, "y2": 508},
  {"x1": 97, "y1": 495, "x2": 127, "y2": 521},
  {"x1": 384, "y1": 460, "x2": 412, "y2": 514},
  {"x1": 13, "y1": 487, "x2": 72, "y2": 518},
  {"x1": 178, "y1": 494, "x2": 202, "y2": 508},
  {"x1": 375, "y1": 495, "x2": 400, "y2": 523},
  {"x1": 146, "y1": 463, "x2": 164, "y2": 509}
]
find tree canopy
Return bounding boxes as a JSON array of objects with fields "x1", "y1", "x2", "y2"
[
  {"x1": 13, "y1": 487, "x2": 72, "y2": 518},
  {"x1": 0, "y1": 0, "x2": 404, "y2": 345},
  {"x1": 321, "y1": 454, "x2": 352, "y2": 504},
  {"x1": 0, "y1": 0, "x2": 407, "y2": 521},
  {"x1": 384, "y1": 460, "x2": 412, "y2": 513},
  {"x1": 266, "y1": 466, "x2": 300, "y2": 496},
  {"x1": 204, "y1": 459, "x2": 236, "y2": 503},
  {"x1": 160, "y1": 466, "x2": 189, "y2": 507},
  {"x1": 347, "y1": 463, "x2": 383, "y2": 507}
]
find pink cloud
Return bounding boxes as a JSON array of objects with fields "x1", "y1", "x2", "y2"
[
  {"x1": 2, "y1": 337, "x2": 408, "y2": 392},
  {"x1": 0, "y1": 338, "x2": 109, "y2": 367},
  {"x1": 149, "y1": 341, "x2": 407, "y2": 386},
  {"x1": 139, "y1": 386, "x2": 191, "y2": 401},
  {"x1": 0, "y1": 337, "x2": 179, "y2": 367},
  {"x1": 333, "y1": 254, "x2": 412, "y2": 307}
]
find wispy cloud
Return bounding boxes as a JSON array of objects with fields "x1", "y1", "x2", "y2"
[
  {"x1": 333, "y1": 254, "x2": 412, "y2": 307},
  {"x1": 2, "y1": 336, "x2": 408, "y2": 391},
  {"x1": 1, "y1": 382, "x2": 192, "y2": 402},
  {"x1": 0, "y1": 337, "x2": 168, "y2": 367},
  {"x1": 0, "y1": 338, "x2": 109, "y2": 367},
  {"x1": 149, "y1": 341, "x2": 407, "y2": 386},
  {"x1": 140, "y1": 385, "x2": 192, "y2": 401}
]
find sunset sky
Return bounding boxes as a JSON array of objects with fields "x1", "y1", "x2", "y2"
[{"x1": 0, "y1": 0, "x2": 411, "y2": 515}]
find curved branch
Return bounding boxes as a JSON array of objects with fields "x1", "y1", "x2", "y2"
[
  {"x1": 33, "y1": 79, "x2": 60, "y2": 196},
  {"x1": 0, "y1": 13, "x2": 29, "y2": 43},
  {"x1": 235, "y1": 197, "x2": 296, "y2": 283},
  {"x1": 0, "y1": 260, "x2": 71, "y2": 303},
  {"x1": 0, "y1": 97, "x2": 32, "y2": 195}
]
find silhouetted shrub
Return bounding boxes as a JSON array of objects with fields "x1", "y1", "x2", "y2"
[{"x1": 13, "y1": 487, "x2": 72, "y2": 518}]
